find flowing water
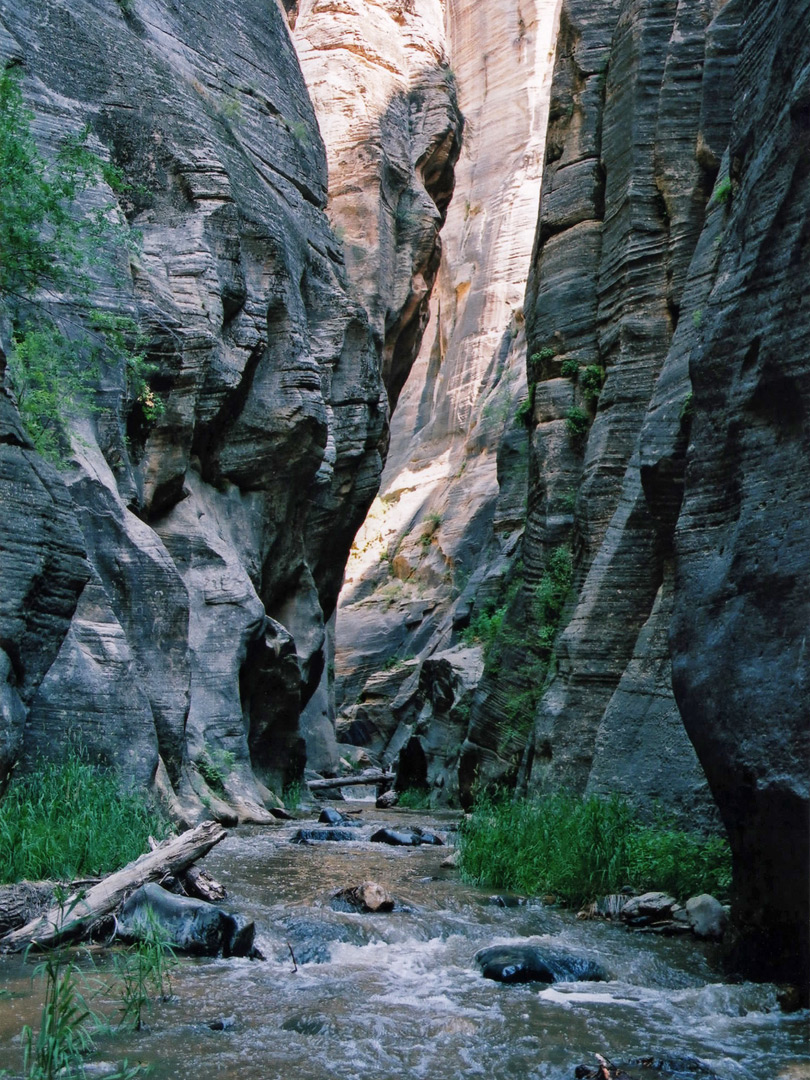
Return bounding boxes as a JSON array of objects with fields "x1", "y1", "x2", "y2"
[{"x1": 0, "y1": 805, "x2": 807, "y2": 1080}]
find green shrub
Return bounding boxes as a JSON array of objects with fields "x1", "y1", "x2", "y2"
[
  {"x1": 530, "y1": 346, "x2": 556, "y2": 364},
  {"x1": 711, "y1": 176, "x2": 732, "y2": 206},
  {"x1": 458, "y1": 791, "x2": 731, "y2": 907},
  {"x1": 560, "y1": 358, "x2": 579, "y2": 379},
  {"x1": 0, "y1": 68, "x2": 157, "y2": 463},
  {"x1": 196, "y1": 746, "x2": 235, "y2": 794},
  {"x1": 515, "y1": 384, "x2": 535, "y2": 428},
  {"x1": 0, "y1": 754, "x2": 171, "y2": 884},
  {"x1": 580, "y1": 364, "x2": 605, "y2": 402},
  {"x1": 396, "y1": 787, "x2": 431, "y2": 810},
  {"x1": 565, "y1": 405, "x2": 590, "y2": 438}
]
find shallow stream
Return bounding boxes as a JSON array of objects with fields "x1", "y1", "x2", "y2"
[{"x1": 0, "y1": 805, "x2": 807, "y2": 1079}]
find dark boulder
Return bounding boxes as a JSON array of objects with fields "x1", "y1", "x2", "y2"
[
  {"x1": 369, "y1": 826, "x2": 444, "y2": 846},
  {"x1": 475, "y1": 944, "x2": 606, "y2": 984},
  {"x1": 369, "y1": 827, "x2": 421, "y2": 846},
  {"x1": 116, "y1": 883, "x2": 255, "y2": 958},
  {"x1": 290, "y1": 828, "x2": 360, "y2": 843},
  {"x1": 318, "y1": 808, "x2": 362, "y2": 826}
]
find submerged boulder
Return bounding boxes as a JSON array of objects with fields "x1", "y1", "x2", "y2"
[
  {"x1": 475, "y1": 944, "x2": 606, "y2": 984},
  {"x1": 290, "y1": 828, "x2": 361, "y2": 843},
  {"x1": 116, "y1": 883, "x2": 255, "y2": 958},
  {"x1": 330, "y1": 881, "x2": 394, "y2": 913},
  {"x1": 318, "y1": 808, "x2": 362, "y2": 827},
  {"x1": 369, "y1": 826, "x2": 444, "y2": 847}
]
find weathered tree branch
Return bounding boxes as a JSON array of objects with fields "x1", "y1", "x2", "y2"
[
  {"x1": 306, "y1": 771, "x2": 394, "y2": 791},
  {"x1": 0, "y1": 820, "x2": 226, "y2": 951}
]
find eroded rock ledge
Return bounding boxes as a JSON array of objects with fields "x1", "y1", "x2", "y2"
[{"x1": 0, "y1": 0, "x2": 394, "y2": 824}]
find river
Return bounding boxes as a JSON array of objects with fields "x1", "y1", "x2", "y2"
[{"x1": 0, "y1": 805, "x2": 807, "y2": 1079}]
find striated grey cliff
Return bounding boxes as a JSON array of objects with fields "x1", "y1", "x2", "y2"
[{"x1": 0, "y1": 0, "x2": 393, "y2": 824}]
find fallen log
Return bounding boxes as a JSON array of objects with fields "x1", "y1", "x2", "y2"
[
  {"x1": 0, "y1": 820, "x2": 226, "y2": 951},
  {"x1": 306, "y1": 771, "x2": 395, "y2": 791}
]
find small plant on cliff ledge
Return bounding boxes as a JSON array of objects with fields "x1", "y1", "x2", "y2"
[
  {"x1": 711, "y1": 175, "x2": 733, "y2": 207},
  {"x1": 580, "y1": 364, "x2": 605, "y2": 402},
  {"x1": 565, "y1": 405, "x2": 590, "y2": 439},
  {"x1": 0, "y1": 68, "x2": 155, "y2": 462}
]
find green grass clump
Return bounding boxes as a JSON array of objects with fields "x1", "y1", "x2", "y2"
[
  {"x1": 396, "y1": 787, "x2": 432, "y2": 810},
  {"x1": 0, "y1": 756, "x2": 171, "y2": 884},
  {"x1": 458, "y1": 792, "x2": 731, "y2": 907}
]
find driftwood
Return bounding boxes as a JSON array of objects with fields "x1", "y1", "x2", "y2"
[
  {"x1": 181, "y1": 865, "x2": 227, "y2": 903},
  {"x1": 0, "y1": 820, "x2": 226, "y2": 951},
  {"x1": 306, "y1": 771, "x2": 395, "y2": 791},
  {"x1": 146, "y1": 835, "x2": 227, "y2": 901}
]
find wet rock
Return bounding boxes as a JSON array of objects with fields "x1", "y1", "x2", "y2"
[
  {"x1": 290, "y1": 828, "x2": 360, "y2": 843},
  {"x1": 619, "y1": 892, "x2": 678, "y2": 926},
  {"x1": 369, "y1": 827, "x2": 422, "y2": 847},
  {"x1": 207, "y1": 1015, "x2": 237, "y2": 1032},
  {"x1": 116, "y1": 883, "x2": 255, "y2": 958},
  {"x1": 685, "y1": 895, "x2": 727, "y2": 941},
  {"x1": 575, "y1": 1054, "x2": 722, "y2": 1080},
  {"x1": 281, "y1": 1013, "x2": 329, "y2": 1036},
  {"x1": 413, "y1": 827, "x2": 445, "y2": 846},
  {"x1": 369, "y1": 826, "x2": 444, "y2": 847},
  {"x1": 440, "y1": 850, "x2": 460, "y2": 868},
  {"x1": 485, "y1": 895, "x2": 529, "y2": 909},
  {"x1": 318, "y1": 807, "x2": 362, "y2": 827},
  {"x1": 330, "y1": 882, "x2": 394, "y2": 913},
  {"x1": 475, "y1": 944, "x2": 606, "y2": 985},
  {"x1": 376, "y1": 790, "x2": 399, "y2": 809}
]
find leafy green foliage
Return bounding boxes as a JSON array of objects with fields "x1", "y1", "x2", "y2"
[
  {"x1": 282, "y1": 780, "x2": 303, "y2": 811},
  {"x1": 0, "y1": 754, "x2": 171, "y2": 883},
  {"x1": 580, "y1": 364, "x2": 605, "y2": 402},
  {"x1": 0, "y1": 68, "x2": 157, "y2": 462},
  {"x1": 560, "y1": 358, "x2": 579, "y2": 379},
  {"x1": 419, "y1": 511, "x2": 442, "y2": 551},
  {"x1": 458, "y1": 791, "x2": 732, "y2": 907},
  {"x1": 196, "y1": 746, "x2": 235, "y2": 795},
  {"x1": 396, "y1": 787, "x2": 432, "y2": 810},
  {"x1": 565, "y1": 405, "x2": 590, "y2": 438},
  {"x1": 22, "y1": 951, "x2": 94, "y2": 1080},
  {"x1": 530, "y1": 346, "x2": 556, "y2": 364},
  {"x1": 711, "y1": 176, "x2": 732, "y2": 206},
  {"x1": 532, "y1": 545, "x2": 573, "y2": 656},
  {"x1": 514, "y1": 383, "x2": 535, "y2": 429}
]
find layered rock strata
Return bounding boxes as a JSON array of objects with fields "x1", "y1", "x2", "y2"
[
  {"x1": 507, "y1": 0, "x2": 807, "y2": 979},
  {"x1": 667, "y1": 0, "x2": 810, "y2": 981},
  {"x1": 332, "y1": 0, "x2": 562, "y2": 793},
  {"x1": 0, "y1": 0, "x2": 388, "y2": 821}
]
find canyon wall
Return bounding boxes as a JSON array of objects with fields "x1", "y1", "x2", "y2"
[
  {"x1": 483, "y1": 0, "x2": 808, "y2": 980},
  {"x1": 332, "y1": 0, "x2": 562, "y2": 796},
  {"x1": 0, "y1": 0, "x2": 399, "y2": 825}
]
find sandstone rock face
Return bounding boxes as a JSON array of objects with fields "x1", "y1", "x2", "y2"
[
  {"x1": 332, "y1": 0, "x2": 562, "y2": 798},
  {"x1": 514, "y1": 0, "x2": 807, "y2": 980},
  {"x1": 0, "y1": 0, "x2": 387, "y2": 820},
  {"x1": 288, "y1": 0, "x2": 464, "y2": 769},
  {"x1": 292, "y1": 0, "x2": 463, "y2": 411},
  {"x1": 668, "y1": 0, "x2": 810, "y2": 981}
]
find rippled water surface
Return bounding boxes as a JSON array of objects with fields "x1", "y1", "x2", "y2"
[{"x1": 0, "y1": 806, "x2": 807, "y2": 1079}]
